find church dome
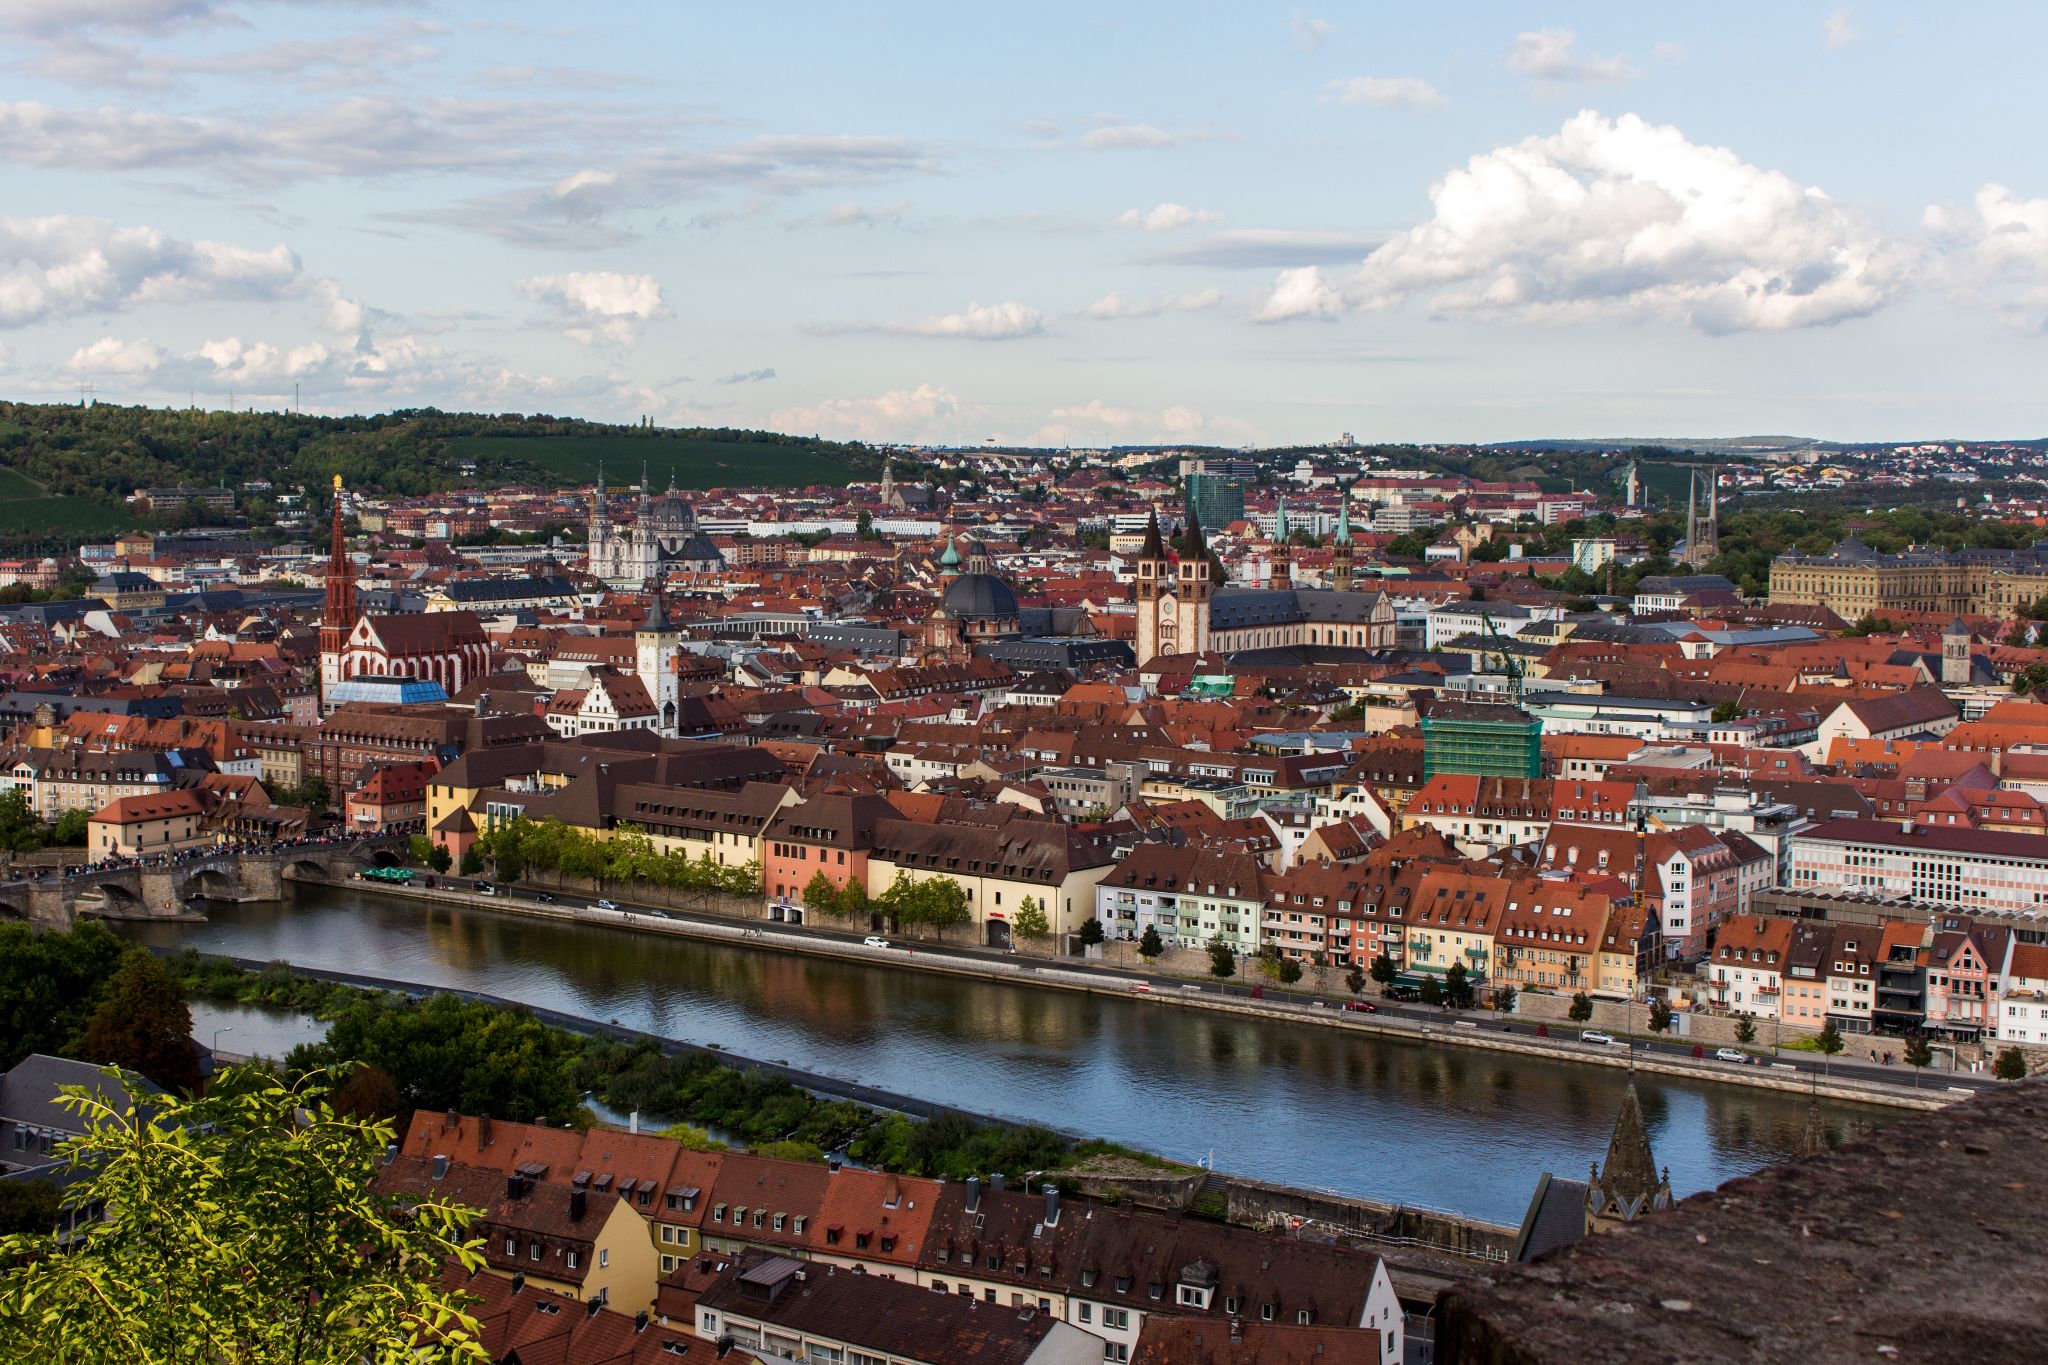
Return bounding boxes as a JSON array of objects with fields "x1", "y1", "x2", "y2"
[
  {"x1": 645, "y1": 493, "x2": 694, "y2": 528},
  {"x1": 942, "y1": 571, "x2": 1018, "y2": 620}
]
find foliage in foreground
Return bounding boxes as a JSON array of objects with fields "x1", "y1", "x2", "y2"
[{"x1": 0, "y1": 1069, "x2": 486, "y2": 1365}]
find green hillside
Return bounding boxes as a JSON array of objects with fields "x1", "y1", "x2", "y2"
[{"x1": 448, "y1": 433, "x2": 860, "y2": 489}]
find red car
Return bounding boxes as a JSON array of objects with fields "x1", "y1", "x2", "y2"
[{"x1": 1342, "y1": 1001, "x2": 1378, "y2": 1013}]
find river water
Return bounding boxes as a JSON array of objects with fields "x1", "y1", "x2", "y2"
[{"x1": 125, "y1": 884, "x2": 1895, "y2": 1226}]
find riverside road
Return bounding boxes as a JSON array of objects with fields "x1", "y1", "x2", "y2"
[{"x1": 125, "y1": 880, "x2": 1916, "y2": 1227}]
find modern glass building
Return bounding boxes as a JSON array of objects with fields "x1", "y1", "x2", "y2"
[
  {"x1": 1185, "y1": 471, "x2": 1246, "y2": 532},
  {"x1": 1420, "y1": 698, "x2": 1543, "y2": 779}
]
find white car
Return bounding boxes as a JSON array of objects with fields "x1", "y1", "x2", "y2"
[
  {"x1": 862, "y1": 936, "x2": 892, "y2": 949},
  {"x1": 1579, "y1": 1030, "x2": 1618, "y2": 1045},
  {"x1": 1714, "y1": 1048, "x2": 1750, "y2": 1063},
  {"x1": 594, "y1": 898, "x2": 619, "y2": 911}
]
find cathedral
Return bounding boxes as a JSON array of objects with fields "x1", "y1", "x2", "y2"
[
  {"x1": 588, "y1": 464, "x2": 725, "y2": 588},
  {"x1": 923, "y1": 532, "x2": 1022, "y2": 659},
  {"x1": 1132, "y1": 501, "x2": 1398, "y2": 666},
  {"x1": 319, "y1": 478, "x2": 492, "y2": 714}
]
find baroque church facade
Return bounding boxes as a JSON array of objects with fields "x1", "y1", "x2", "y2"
[{"x1": 588, "y1": 465, "x2": 724, "y2": 588}]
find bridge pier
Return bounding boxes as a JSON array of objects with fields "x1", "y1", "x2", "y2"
[{"x1": 0, "y1": 836, "x2": 408, "y2": 928}]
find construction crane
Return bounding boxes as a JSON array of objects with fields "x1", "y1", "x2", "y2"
[{"x1": 1481, "y1": 613, "x2": 1525, "y2": 705}]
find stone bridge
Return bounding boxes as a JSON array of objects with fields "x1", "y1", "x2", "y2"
[{"x1": 0, "y1": 836, "x2": 409, "y2": 928}]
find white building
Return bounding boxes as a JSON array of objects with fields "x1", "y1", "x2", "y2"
[{"x1": 1789, "y1": 819, "x2": 2048, "y2": 915}]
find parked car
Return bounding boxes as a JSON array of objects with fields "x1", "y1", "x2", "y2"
[
  {"x1": 1579, "y1": 1030, "x2": 1618, "y2": 1045},
  {"x1": 472, "y1": 881, "x2": 495, "y2": 896},
  {"x1": 594, "y1": 898, "x2": 619, "y2": 911},
  {"x1": 533, "y1": 892, "x2": 555, "y2": 903},
  {"x1": 862, "y1": 936, "x2": 892, "y2": 949},
  {"x1": 1714, "y1": 1048, "x2": 1751, "y2": 1063},
  {"x1": 646, "y1": 908, "x2": 673, "y2": 920},
  {"x1": 1342, "y1": 1001, "x2": 1378, "y2": 1014}
]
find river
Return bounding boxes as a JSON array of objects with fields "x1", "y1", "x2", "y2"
[{"x1": 123, "y1": 884, "x2": 1896, "y2": 1226}]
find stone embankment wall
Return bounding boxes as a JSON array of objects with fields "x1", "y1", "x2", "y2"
[{"x1": 1513, "y1": 990, "x2": 1821, "y2": 1049}]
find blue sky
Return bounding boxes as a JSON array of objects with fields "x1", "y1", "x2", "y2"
[{"x1": 2, "y1": 2, "x2": 2044, "y2": 445}]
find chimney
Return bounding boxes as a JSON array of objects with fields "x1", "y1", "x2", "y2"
[
  {"x1": 629, "y1": 1110, "x2": 640, "y2": 1135},
  {"x1": 1043, "y1": 1183, "x2": 1060, "y2": 1227},
  {"x1": 382, "y1": 1141, "x2": 398, "y2": 1165},
  {"x1": 478, "y1": 1114, "x2": 493, "y2": 1147},
  {"x1": 506, "y1": 1172, "x2": 524, "y2": 1200},
  {"x1": 431, "y1": 1154, "x2": 448, "y2": 1180},
  {"x1": 569, "y1": 1188, "x2": 587, "y2": 1222},
  {"x1": 510, "y1": 1273, "x2": 525, "y2": 1296},
  {"x1": 634, "y1": 1310, "x2": 649, "y2": 1333},
  {"x1": 965, "y1": 1176, "x2": 981, "y2": 1212},
  {"x1": 442, "y1": 1108, "x2": 458, "y2": 1132},
  {"x1": 827, "y1": 1154, "x2": 842, "y2": 1174},
  {"x1": 585, "y1": 1296, "x2": 603, "y2": 1319},
  {"x1": 991, "y1": 1172, "x2": 1005, "y2": 1192}
]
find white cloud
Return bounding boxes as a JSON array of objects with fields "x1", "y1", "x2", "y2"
[
  {"x1": 1081, "y1": 122, "x2": 1175, "y2": 151},
  {"x1": 1289, "y1": 10, "x2": 1333, "y2": 53},
  {"x1": 1148, "y1": 228, "x2": 1386, "y2": 269},
  {"x1": 1925, "y1": 184, "x2": 2048, "y2": 328},
  {"x1": 1083, "y1": 289, "x2": 1223, "y2": 320},
  {"x1": 771, "y1": 383, "x2": 962, "y2": 441},
  {"x1": 1822, "y1": 7, "x2": 1860, "y2": 48},
  {"x1": 0, "y1": 214, "x2": 299, "y2": 328},
  {"x1": 1252, "y1": 266, "x2": 1346, "y2": 322},
  {"x1": 717, "y1": 367, "x2": 777, "y2": 385},
  {"x1": 814, "y1": 300, "x2": 1046, "y2": 341},
  {"x1": 552, "y1": 168, "x2": 619, "y2": 198},
  {"x1": 312, "y1": 278, "x2": 365, "y2": 336},
  {"x1": 65, "y1": 336, "x2": 167, "y2": 375},
  {"x1": 1256, "y1": 110, "x2": 1903, "y2": 333},
  {"x1": 1051, "y1": 398, "x2": 1135, "y2": 427},
  {"x1": 516, "y1": 270, "x2": 669, "y2": 345},
  {"x1": 1111, "y1": 202, "x2": 1220, "y2": 232},
  {"x1": 195, "y1": 335, "x2": 335, "y2": 382},
  {"x1": 821, "y1": 198, "x2": 908, "y2": 228},
  {"x1": 1325, "y1": 77, "x2": 1446, "y2": 109},
  {"x1": 1509, "y1": 29, "x2": 1639, "y2": 88},
  {"x1": 0, "y1": 0, "x2": 220, "y2": 39}
]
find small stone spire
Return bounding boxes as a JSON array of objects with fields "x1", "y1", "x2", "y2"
[
  {"x1": 1141, "y1": 507, "x2": 1166, "y2": 561},
  {"x1": 1585, "y1": 1080, "x2": 1672, "y2": 1231},
  {"x1": 1798, "y1": 1096, "x2": 1830, "y2": 1158}
]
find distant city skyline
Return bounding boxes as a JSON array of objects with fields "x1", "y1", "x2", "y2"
[{"x1": 1, "y1": 2, "x2": 2044, "y2": 444}]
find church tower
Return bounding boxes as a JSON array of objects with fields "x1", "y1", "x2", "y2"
[
  {"x1": 636, "y1": 592, "x2": 681, "y2": 735},
  {"x1": 1332, "y1": 496, "x2": 1354, "y2": 593},
  {"x1": 1584, "y1": 1081, "x2": 1674, "y2": 1235},
  {"x1": 1134, "y1": 509, "x2": 1171, "y2": 666},
  {"x1": 879, "y1": 458, "x2": 895, "y2": 510},
  {"x1": 1174, "y1": 505, "x2": 1213, "y2": 658},
  {"x1": 1623, "y1": 458, "x2": 1642, "y2": 508},
  {"x1": 1943, "y1": 617, "x2": 1972, "y2": 686},
  {"x1": 1272, "y1": 497, "x2": 1291, "y2": 588},
  {"x1": 318, "y1": 474, "x2": 357, "y2": 713}
]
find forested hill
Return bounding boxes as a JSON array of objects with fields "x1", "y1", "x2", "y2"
[{"x1": 0, "y1": 403, "x2": 876, "y2": 504}]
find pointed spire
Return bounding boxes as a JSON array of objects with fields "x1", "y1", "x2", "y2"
[
  {"x1": 1275, "y1": 496, "x2": 1288, "y2": 541},
  {"x1": 1141, "y1": 507, "x2": 1166, "y2": 561},
  {"x1": 641, "y1": 592, "x2": 672, "y2": 634},
  {"x1": 939, "y1": 532, "x2": 962, "y2": 574},
  {"x1": 1184, "y1": 502, "x2": 1207, "y2": 561},
  {"x1": 1336, "y1": 495, "x2": 1351, "y2": 540},
  {"x1": 1594, "y1": 1081, "x2": 1665, "y2": 1211}
]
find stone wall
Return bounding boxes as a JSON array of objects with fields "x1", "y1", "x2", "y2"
[
  {"x1": 1513, "y1": 989, "x2": 1819, "y2": 1049},
  {"x1": 1224, "y1": 1177, "x2": 1516, "y2": 1260}
]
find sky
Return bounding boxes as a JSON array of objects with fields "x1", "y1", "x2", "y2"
[{"x1": 2, "y1": 2, "x2": 2046, "y2": 447}]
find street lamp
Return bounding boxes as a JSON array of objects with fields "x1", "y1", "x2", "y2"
[{"x1": 212, "y1": 1026, "x2": 233, "y2": 1055}]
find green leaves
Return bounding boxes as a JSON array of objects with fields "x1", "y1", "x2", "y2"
[{"x1": 0, "y1": 1069, "x2": 487, "y2": 1364}]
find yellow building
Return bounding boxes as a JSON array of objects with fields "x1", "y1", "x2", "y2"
[{"x1": 1771, "y1": 535, "x2": 2048, "y2": 621}]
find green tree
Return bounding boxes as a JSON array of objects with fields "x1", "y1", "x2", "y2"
[
  {"x1": 326, "y1": 1061, "x2": 404, "y2": 1122},
  {"x1": 1013, "y1": 895, "x2": 1050, "y2": 941},
  {"x1": 0, "y1": 921, "x2": 125, "y2": 1069},
  {"x1": 1647, "y1": 996, "x2": 1675, "y2": 1033},
  {"x1": 1369, "y1": 950, "x2": 1397, "y2": 996},
  {"x1": 0, "y1": 1069, "x2": 487, "y2": 1364},
  {"x1": 1079, "y1": 916, "x2": 1106, "y2": 948},
  {"x1": 1419, "y1": 975, "x2": 1443, "y2": 1006},
  {"x1": 915, "y1": 877, "x2": 971, "y2": 940},
  {"x1": 1816, "y1": 1019, "x2": 1845, "y2": 1073},
  {"x1": 79, "y1": 950, "x2": 199, "y2": 1094},
  {"x1": 1568, "y1": 991, "x2": 1594, "y2": 1023},
  {"x1": 1734, "y1": 1015, "x2": 1757, "y2": 1045},
  {"x1": 1206, "y1": 936, "x2": 1236, "y2": 978},
  {"x1": 1276, "y1": 958, "x2": 1304, "y2": 986},
  {"x1": 1136, "y1": 924, "x2": 1164, "y2": 961},
  {"x1": 291, "y1": 992, "x2": 581, "y2": 1126},
  {"x1": 49, "y1": 808, "x2": 90, "y2": 846},
  {"x1": 1711, "y1": 699, "x2": 1741, "y2": 723},
  {"x1": 1445, "y1": 961, "x2": 1471, "y2": 1008},
  {"x1": 1344, "y1": 964, "x2": 1367, "y2": 995},
  {"x1": 801, "y1": 869, "x2": 843, "y2": 917},
  {"x1": 458, "y1": 847, "x2": 482, "y2": 876},
  {"x1": 407, "y1": 834, "x2": 434, "y2": 864},
  {"x1": 427, "y1": 843, "x2": 452, "y2": 874},
  {"x1": 492, "y1": 837, "x2": 525, "y2": 884},
  {"x1": 1903, "y1": 1032, "x2": 1934, "y2": 1086},
  {"x1": 1995, "y1": 1046, "x2": 2028, "y2": 1080},
  {"x1": 1494, "y1": 985, "x2": 1517, "y2": 1013},
  {"x1": 0, "y1": 788, "x2": 45, "y2": 854}
]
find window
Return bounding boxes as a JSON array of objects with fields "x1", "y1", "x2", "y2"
[
  {"x1": 504, "y1": 1237, "x2": 517, "y2": 1257},
  {"x1": 1104, "y1": 1309, "x2": 1129, "y2": 1330},
  {"x1": 599, "y1": 1249, "x2": 609, "y2": 1268},
  {"x1": 566, "y1": 1251, "x2": 579, "y2": 1270},
  {"x1": 529, "y1": 1242, "x2": 542, "y2": 1262},
  {"x1": 1078, "y1": 1304, "x2": 1092, "y2": 1324}
]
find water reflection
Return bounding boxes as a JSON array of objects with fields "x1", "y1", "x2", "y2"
[{"x1": 126, "y1": 886, "x2": 1900, "y2": 1226}]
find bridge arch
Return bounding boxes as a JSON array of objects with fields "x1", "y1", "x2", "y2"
[
  {"x1": 179, "y1": 866, "x2": 240, "y2": 900},
  {"x1": 78, "y1": 881, "x2": 146, "y2": 915},
  {"x1": 282, "y1": 858, "x2": 332, "y2": 883}
]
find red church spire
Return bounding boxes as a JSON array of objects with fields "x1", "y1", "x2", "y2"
[{"x1": 323, "y1": 473, "x2": 356, "y2": 629}]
